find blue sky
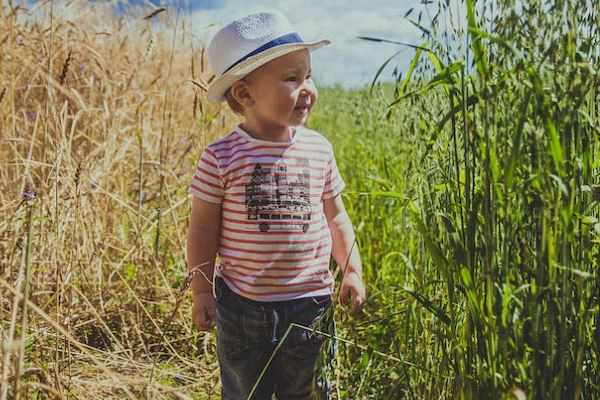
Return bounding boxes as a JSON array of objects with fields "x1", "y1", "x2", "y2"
[
  {"x1": 184, "y1": 0, "x2": 438, "y2": 88},
  {"x1": 113, "y1": 0, "x2": 225, "y2": 12},
  {"x1": 161, "y1": 0, "x2": 461, "y2": 89},
  {"x1": 25, "y1": 0, "x2": 466, "y2": 89}
]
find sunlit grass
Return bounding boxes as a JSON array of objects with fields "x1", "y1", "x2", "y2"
[{"x1": 1, "y1": 0, "x2": 598, "y2": 399}]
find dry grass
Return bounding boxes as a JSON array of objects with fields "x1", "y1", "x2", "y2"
[{"x1": 0, "y1": 2, "x2": 239, "y2": 398}]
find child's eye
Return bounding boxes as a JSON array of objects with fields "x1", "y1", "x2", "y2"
[{"x1": 285, "y1": 75, "x2": 312, "y2": 82}]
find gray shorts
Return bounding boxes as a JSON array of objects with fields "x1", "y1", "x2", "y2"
[{"x1": 214, "y1": 276, "x2": 334, "y2": 400}]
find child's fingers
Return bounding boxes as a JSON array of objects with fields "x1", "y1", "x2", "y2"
[
  {"x1": 192, "y1": 310, "x2": 205, "y2": 330},
  {"x1": 191, "y1": 293, "x2": 216, "y2": 331},
  {"x1": 338, "y1": 284, "x2": 350, "y2": 305},
  {"x1": 194, "y1": 316, "x2": 212, "y2": 331},
  {"x1": 193, "y1": 305, "x2": 215, "y2": 331},
  {"x1": 192, "y1": 312, "x2": 203, "y2": 330},
  {"x1": 204, "y1": 304, "x2": 216, "y2": 328},
  {"x1": 201, "y1": 305, "x2": 216, "y2": 330},
  {"x1": 352, "y1": 294, "x2": 364, "y2": 314}
]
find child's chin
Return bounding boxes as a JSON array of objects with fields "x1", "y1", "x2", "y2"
[
  {"x1": 289, "y1": 120, "x2": 305, "y2": 128},
  {"x1": 290, "y1": 113, "x2": 309, "y2": 125}
]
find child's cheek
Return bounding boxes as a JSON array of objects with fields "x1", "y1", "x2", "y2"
[
  {"x1": 306, "y1": 80, "x2": 318, "y2": 101},
  {"x1": 281, "y1": 80, "x2": 296, "y2": 90}
]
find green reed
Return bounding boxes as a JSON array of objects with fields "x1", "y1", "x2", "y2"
[{"x1": 312, "y1": 0, "x2": 599, "y2": 398}]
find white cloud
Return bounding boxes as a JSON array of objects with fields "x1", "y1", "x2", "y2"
[
  {"x1": 21, "y1": 0, "x2": 470, "y2": 88},
  {"x1": 187, "y1": 0, "x2": 428, "y2": 88}
]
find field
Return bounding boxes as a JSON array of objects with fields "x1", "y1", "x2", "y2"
[{"x1": 1, "y1": 0, "x2": 599, "y2": 399}]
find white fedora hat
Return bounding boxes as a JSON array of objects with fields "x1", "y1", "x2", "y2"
[{"x1": 206, "y1": 11, "x2": 330, "y2": 103}]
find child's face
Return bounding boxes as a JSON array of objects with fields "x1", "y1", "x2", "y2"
[{"x1": 243, "y1": 49, "x2": 317, "y2": 128}]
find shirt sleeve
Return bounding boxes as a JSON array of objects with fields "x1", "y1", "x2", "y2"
[
  {"x1": 189, "y1": 148, "x2": 224, "y2": 204},
  {"x1": 322, "y1": 146, "x2": 345, "y2": 199}
]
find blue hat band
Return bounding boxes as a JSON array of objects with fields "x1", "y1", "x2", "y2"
[{"x1": 223, "y1": 32, "x2": 304, "y2": 74}]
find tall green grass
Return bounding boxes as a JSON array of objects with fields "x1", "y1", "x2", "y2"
[{"x1": 310, "y1": 0, "x2": 599, "y2": 398}]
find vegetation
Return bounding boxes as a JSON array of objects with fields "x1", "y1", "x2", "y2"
[{"x1": 1, "y1": 0, "x2": 598, "y2": 399}]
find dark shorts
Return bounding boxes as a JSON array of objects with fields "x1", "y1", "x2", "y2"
[{"x1": 214, "y1": 276, "x2": 334, "y2": 400}]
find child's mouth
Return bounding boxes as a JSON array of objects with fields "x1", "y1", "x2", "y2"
[{"x1": 294, "y1": 105, "x2": 310, "y2": 114}]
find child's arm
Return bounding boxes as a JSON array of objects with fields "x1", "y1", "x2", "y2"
[
  {"x1": 324, "y1": 194, "x2": 366, "y2": 313},
  {"x1": 187, "y1": 196, "x2": 222, "y2": 330}
]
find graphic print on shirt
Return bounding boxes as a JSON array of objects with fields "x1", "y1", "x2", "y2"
[{"x1": 245, "y1": 158, "x2": 312, "y2": 233}]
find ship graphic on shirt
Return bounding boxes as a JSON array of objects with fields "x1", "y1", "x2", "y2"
[{"x1": 245, "y1": 158, "x2": 312, "y2": 233}]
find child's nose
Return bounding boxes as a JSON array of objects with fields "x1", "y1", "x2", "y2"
[{"x1": 300, "y1": 81, "x2": 317, "y2": 99}]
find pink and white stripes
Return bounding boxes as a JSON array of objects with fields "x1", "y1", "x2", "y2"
[{"x1": 189, "y1": 124, "x2": 345, "y2": 301}]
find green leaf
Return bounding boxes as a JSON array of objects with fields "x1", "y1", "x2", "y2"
[
  {"x1": 390, "y1": 61, "x2": 464, "y2": 107},
  {"x1": 553, "y1": 263, "x2": 595, "y2": 280},
  {"x1": 412, "y1": 212, "x2": 449, "y2": 269},
  {"x1": 357, "y1": 36, "x2": 431, "y2": 52},
  {"x1": 459, "y1": 267, "x2": 481, "y2": 317},
  {"x1": 467, "y1": 27, "x2": 523, "y2": 59},
  {"x1": 504, "y1": 92, "x2": 533, "y2": 188},
  {"x1": 466, "y1": 0, "x2": 488, "y2": 78},
  {"x1": 124, "y1": 262, "x2": 137, "y2": 281},
  {"x1": 546, "y1": 120, "x2": 564, "y2": 174},
  {"x1": 349, "y1": 190, "x2": 405, "y2": 199},
  {"x1": 369, "y1": 48, "x2": 405, "y2": 93},
  {"x1": 406, "y1": 18, "x2": 431, "y2": 37},
  {"x1": 398, "y1": 46, "x2": 423, "y2": 98},
  {"x1": 403, "y1": 287, "x2": 451, "y2": 325}
]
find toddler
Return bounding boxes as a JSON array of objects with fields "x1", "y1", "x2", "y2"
[{"x1": 187, "y1": 11, "x2": 366, "y2": 400}]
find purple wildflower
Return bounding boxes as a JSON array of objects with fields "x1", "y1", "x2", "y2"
[
  {"x1": 89, "y1": 177, "x2": 99, "y2": 190},
  {"x1": 25, "y1": 111, "x2": 37, "y2": 123},
  {"x1": 21, "y1": 182, "x2": 37, "y2": 201}
]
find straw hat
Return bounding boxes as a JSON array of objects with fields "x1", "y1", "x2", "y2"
[{"x1": 206, "y1": 11, "x2": 330, "y2": 103}]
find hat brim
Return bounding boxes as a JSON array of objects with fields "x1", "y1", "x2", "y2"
[{"x1": 207, "y1": 39, "x2": 331, "y2": 103}]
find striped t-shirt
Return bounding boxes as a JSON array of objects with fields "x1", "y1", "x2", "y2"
[{"x1": 189, "y1": 124, "x2": 345, "y2": 302}]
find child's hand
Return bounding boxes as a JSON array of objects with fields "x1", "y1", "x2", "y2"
[
  {"x1": 192, "y1": 292, "x2": 216, "y2": 331},
  {"x1": 339, "y1": 271, "x2": 366, "y2": 314}
]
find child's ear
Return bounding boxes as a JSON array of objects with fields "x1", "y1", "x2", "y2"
[{"x1": 230, "y1": 80, "x2": 254, "y2": 108}]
